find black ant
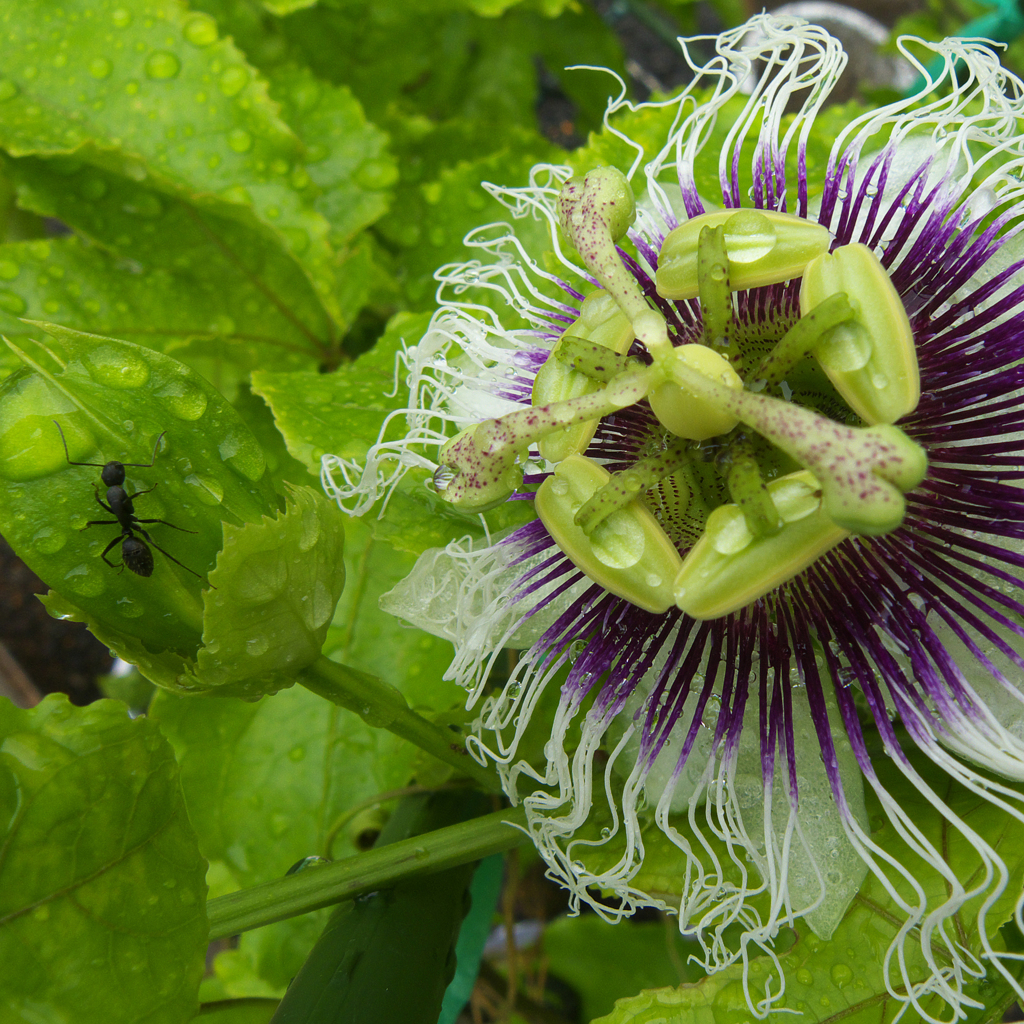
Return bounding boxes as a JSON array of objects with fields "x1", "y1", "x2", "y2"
[{"x1": 54, "y1": 422, "x2": 206, "y2": 582}]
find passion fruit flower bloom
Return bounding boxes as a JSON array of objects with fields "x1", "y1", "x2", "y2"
[{"x1": 323, "y1": 16, "x2": 1024, "y2": 1019}]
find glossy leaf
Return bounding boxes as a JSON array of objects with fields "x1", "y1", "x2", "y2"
[
  {"x1": 323, "y1": 514, "x2": 464, "y2": 711},
  {"x1": 0, "y1": 322, "x2": 277, "y2": 659},
  {"x1": 152, "y1": 511, "x2": 463, "y2": 996},
  {"x1": 251, "y1": 311, "x2": 430, "y2": 471},
  {"x1": 4, "y1": 155, "x2": 334, "y2": 376},
  {"x1": 253, "y1": 311, "x2": 507, "y2": 554},
  {"x1": 151, "y1": 681, "x2": 415, "y2": 995},
  {"x1": 196, "y1": 483, "x2": 345, "y2": 697},
  {"x1": 266, "y1": 63, "x2": 396, "y2": 248},
  {"x1": 0, "y1": 0, "x2": 346, "y2": 328},
  {"x1": 0, "y1": 695, "x2": 207, "y2": 1024},
  {"x1": 376, "y1": 142, "x2": 554, "y2": 307},
  {"x1": 194, "y1": 999, "x2": 279, "y2": 1023}
]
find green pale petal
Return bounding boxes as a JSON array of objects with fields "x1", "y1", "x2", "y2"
[
  {"x1": 656, "y1": 209, "x2": 831, "y2": 301},
  {"x1": 800, "y1": 243, "x2": 920, "y2": 425},
  {"x1": 536, "y1": 454, "x2": 682, "y2": 613},
  {"x1": 534, "y1": 290, "x2": 634, "y2": 462},
  {"x1": 674, "y1": 470, "x2": 848, "y2": 620},
  {"x1": 647, "y1": 344, "x2": 741, "y2": 440}
]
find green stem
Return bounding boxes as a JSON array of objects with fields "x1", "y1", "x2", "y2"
[
  {"x1": 207, "y1": 805, "x2": 529, "y2": 939},
  {"x1": 300, "y1": 656, "x2": 501, "y2": 793}
]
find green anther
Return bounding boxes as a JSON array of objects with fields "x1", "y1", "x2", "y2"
[
  {"x1": 656, "y1": 209, "x2": 832, "y2": 301},
  {"x1": 648, "y1": 344, "x2": 743, "y2": 441},
  {"x1": 557, "y1": 167, "x2": 671, "y2": 358},
  {"x1": 751, "y1": 292, "x2": 856, "y2": 388},
  {"x1": 662, "y1": 360, "x2": 928, "y2": 536},
  {"x1": 800, "y1": 243, "x2": 920, "y2": 425},
  {"x1": 720, "y1": 441, "x2": 781, "y2": 538},
  {"x1": 438, "y1": 363, "x2": 661, "y2": 512},
  {"x1": 674, "y1": 470, "x2": 849, "y2": 620},
  {"x1": 536, "y1": 454, "x2": 683, "y2": 613},
  {"x1": 532, "y1": 290, "x2": 636, "y2": 463},
  {"x1": 697, "y1": 224, "x2": 738, "y2": 367},
  {"x1": 575, "y1": 436, "x2": 693, "y2": 535}
]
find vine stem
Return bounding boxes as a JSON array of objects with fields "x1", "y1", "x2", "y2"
[
  {"x1": 206, "y1": 806, "x2": 529, "y2": 939},
  {"x1": 299, "y1": 655, "x2": 501, "y2": 793}
]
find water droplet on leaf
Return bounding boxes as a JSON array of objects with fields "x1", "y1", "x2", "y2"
[
  {"x1": 89, "y1": 57, "x2": 113, "y2": 80},
  {"x1": 246, "y1": 635, "x2": 269, "y2": 657},
  {"x1": 184, "y1": 473, "x2": 223, "y2": 505},
  {"x1": 144, "y1": 51, "x2": 180, "y2": 80},
  {"x1": 183, "y1": 14, "x2": 218, "y2": 47},
  {"x1": 0, "y1": 290, "x2": 26, "y2": 315},
  {"x1": 83, "y1": 345, "x2": 150, "y2": 389},
  {"x1": 156, "y1": 378, "x2": 207, "y2": 420},
  {"x1": 218, "y1": 66, "x2": 248, "y2": 96},
  {"x1": 227, "y1": 128, "x2": 252, "y2": 153}
]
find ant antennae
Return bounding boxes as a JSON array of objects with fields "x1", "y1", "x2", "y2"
[{"x1": 53, "y1": 421, "x2": 106, "y2": 469}]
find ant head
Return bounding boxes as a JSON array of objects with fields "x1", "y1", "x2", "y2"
[{"x1": 101, "y1": 461, "x2": 126, "y2": 488}]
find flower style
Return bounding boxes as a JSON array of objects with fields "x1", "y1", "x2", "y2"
[{"x1": 324, "y1": 16, "x2": 1024, "y2": 1020}]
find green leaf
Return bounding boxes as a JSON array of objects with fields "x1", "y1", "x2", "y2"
[
  {"x1": 0, "y1": 323, "x2": 277, "y2": 659},
  {"x1": 262, "y1": 0, "x2": 317, "y2": 13},
  {"x1": 0, "y1": 0, "x2": 348, "y2": 328},
  {"x1": 324, "y1": 514, "x2": 463, "y2": 711},
  {"x1": 152, "y1": 513, "x2": 464, "y2": 996},
  {"x1": 376, "y1": 134, "x2": 555, "y2": 308},
  {"x1": 544, "y1": 916, "x2": 703, "y2": 1023},
  {"x1": 267, "y1": 64, "x2": 396, "y2": 248},
  {"x1": 3, "y1": 155, "x2": 336, "y2": 377},
  {"x1": 0, "y1": 695, "x2": 207, "y2": 1024},
  {"x1": 194, "y1": 999, "x2": 280, "y2": 1023},
  {"x1": 251, "y1": 310, "x2": 431, "y2": 471},
  {"x1": 196, "y1": 483, "x2": 345, "y2": 697},
  {"x1": 150, "y1": 682, "x2": 423, "y2": 995},
  {"x1": 280, "y1": 3, "x2": 613, "y2": 133}
]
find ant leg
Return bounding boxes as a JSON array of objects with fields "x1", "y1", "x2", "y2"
[
  {"x1": 93, "y1": 488, "x2": 116, "y2": 517},
  {"x1": 136, "y1": 518, "x2": 198, "y2": 534},
  {"x1": 100, "y1": 535, "x2": 124, "y2": 569},
  {"x1": 137, "y1": 527, "x2": 211, "y2": 584},
  {"x1": 83, "y1": 519, "x2": 118, "y2": 530},
  {"x1": 126, "y1": 484, "x2": 158, "y2": 501}
]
